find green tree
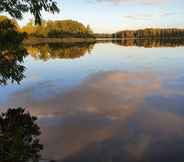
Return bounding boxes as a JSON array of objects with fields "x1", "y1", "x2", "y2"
[
  {"x1": 0, "y1": 108, "x2": 43, "y2": 162},
  {"x1": 0, "y1": 0, "x2": 60, "y2": 24}
]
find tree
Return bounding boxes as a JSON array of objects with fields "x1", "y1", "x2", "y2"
[
  {"x1": 86, "y1": 25, "x2": 93, "y2": 34},
  {"x1": 0, "y1": 16, "x2": 27, "y2": 86},
  {"x1": 0, "y1": 108, "x2": 43, "y2": 162},
  {"x1": 0, "y1": 16, "x2": 25, "y2": 44},
  {"x1": 21, "y1": 20, "x2": 36, "y2": 35},
  {"x1": 0, "y1": 0, "x2": 60, "y2": 24},
  {"x1": 113, "y1": 28, "x2": 184, "y2": 39},
  {"x1": 22, "y1": 19, "x2": 95, "y2": 37}
]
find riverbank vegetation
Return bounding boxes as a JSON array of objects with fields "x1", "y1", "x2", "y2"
[
  {"x1": 1, "y1": 15, "x2": 184, "y2": 43},
  {"x1": 21, "y1": 19, "x2": 94, "y2": 38},
  {"x1": 0, "y1": 16, "x2": 25, "y2": 44},
  {"x1": 0, "y1": 16, "x2": 28, "y2": 85},
  {"x1": 0, "y1": 15, "x2": 96, "y2": 44},
  {"x1": 113, "y1": 28, "x2": 184, "y2": 39}
]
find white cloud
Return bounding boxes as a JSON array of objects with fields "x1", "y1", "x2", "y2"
[{"x1": 96, "y1": 0, "x2": 170, "y2": 5}]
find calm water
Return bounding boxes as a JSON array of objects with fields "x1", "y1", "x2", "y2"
[{"x1": 1, "y1": 40, "x2": 184, "y2": 161}]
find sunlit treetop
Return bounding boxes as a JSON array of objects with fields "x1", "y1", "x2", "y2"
[{"x1": 0, "y1": 0, "x2": 60, "y2": 24}]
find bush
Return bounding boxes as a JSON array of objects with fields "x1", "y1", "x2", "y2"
[{"x1": 0, "y1": 108, "x2": 43, "y2": 162}]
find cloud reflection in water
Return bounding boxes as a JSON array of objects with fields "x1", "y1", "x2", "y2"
[{"x1": 4, "y1": 70, "x2": 184, "y2": 161}]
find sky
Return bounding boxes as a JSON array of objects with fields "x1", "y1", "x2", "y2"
[{"x1": 18, "y1": 0, "x2": 184, "y2": 33}]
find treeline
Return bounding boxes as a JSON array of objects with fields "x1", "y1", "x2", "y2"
[
  {"x1": 21, "y1": 20, "x2": 94, "y2": 38},
  {"x1": 0, "y1": 16, "x2": 94, "y2": 39},
  {"x1": 2, "y1": 16, "x2": 184, "y2": 40},
  {"x1": 113, "y1": 28, "x2": 184, "y2": 39}
]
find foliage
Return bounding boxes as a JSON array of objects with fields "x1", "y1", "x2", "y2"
[
  {"x1": 0, "y1": 0, "x2": 59, "y2": 24},
  {"x1": 0, "y1": 16, "x2": 26, "y2": 44},
  {"x1": 0, "y1": 16, "x2": 28, "y2": 86},
  {"x1": 0, "y1": 16, "x2": 94, "y2": 38},
  {"x1": 21, "y1": 20, "x2": 94, "y2": 37},
  {"x1": 86, "y1": 25, "x2": 93, "y2": 34},
  {"x1": 0, "y1": 108, "x2": 43, "y2": 162},
  {"x1": 113, "y1": 28, "x2": 184, "y2": 38}
]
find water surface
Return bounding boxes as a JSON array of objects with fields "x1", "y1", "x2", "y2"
[{"x1": 1, "y1": 40, "x2": 184, "y2": 162}]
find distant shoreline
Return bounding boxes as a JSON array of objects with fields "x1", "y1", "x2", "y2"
[{"x1": 23, "y1": 36, "x2": 184, "y2": 45}]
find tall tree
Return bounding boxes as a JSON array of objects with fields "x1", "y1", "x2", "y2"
[{"x1": 0, "y1": 0, "x2": 60, "y2": 24}]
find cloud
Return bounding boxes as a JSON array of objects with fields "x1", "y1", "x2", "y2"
[
  {"x1": 95, "y1": 0, "x2": 169, "y2": 5},
  {"x1": 123, "y1": 12, "x2": 177, "y2": 20},
  {"x1": 124, "y1": 14, "x2": 153, "y2": 20},
  {"x1": 6, "y1": 71, "x2": 161, "y2": 118},
  {"x1": 3, "y1": 70, "x2": 184, "y2": 161}
]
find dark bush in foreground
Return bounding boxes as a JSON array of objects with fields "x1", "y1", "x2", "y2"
[{"x1": 0, "y1": 108, "x2": 43, "y2": 162}]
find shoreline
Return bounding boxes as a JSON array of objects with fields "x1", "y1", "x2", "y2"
[
  {"x1": 23, "y1": 37, "x2": 184, "y2": 45},
  {"x1": 23, "y1": 37, "x2": 97, "y2": 45}
]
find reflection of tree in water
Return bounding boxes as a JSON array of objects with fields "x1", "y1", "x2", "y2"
[
  {"x1": 26, "y1": 42, "x2": 95, "y2": 61},
  {"x1": 113, "y1": 38, "x2": 184, "y2": 48},
  {"x1": 0, "y1": 16, "x2": 28, "y2": 86},
  {"x1": 0, "y1": 43, "x2": 28, "y2": 85}
]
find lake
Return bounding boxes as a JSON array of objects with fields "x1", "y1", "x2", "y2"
[{"x1": 1, "y1": 39, "x2": 184, "y2": 162}]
